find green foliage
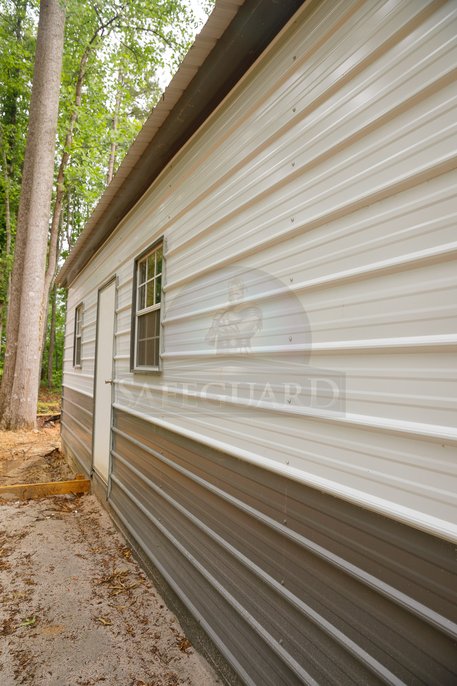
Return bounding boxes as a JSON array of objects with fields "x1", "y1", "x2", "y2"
[
  {"x1": 0, "y1": 0, "x2": 215, "y2": 383},
  {"x1": 54, "y1": 0, "x2": 206, "y2": 249},
  {"x1": 0, "y1": 0, "x2": 38, "y2": 364},
  {"x1": 41, "y1": 287, "x2": 67, "y2": 388}
]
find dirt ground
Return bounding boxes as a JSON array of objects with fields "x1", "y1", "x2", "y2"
[
  {"x1": 0, "y1": 423, "x2": 72, "y2": 487},
  {"x1": 0, "y1": 428, "x2": 221, "y2": 686}
]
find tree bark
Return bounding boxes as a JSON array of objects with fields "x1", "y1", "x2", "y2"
[
  {"x1": 0, "y1": 0, "x2": 65, "y2": 430},
  {"x1": 2, "y1": 145, "x2": 12, "y2": 260},
  {"x1": 106, "y1": 70, "x2": 123, "y2": 185},
  {"x1": 0, "y1": 143, "x2": 12, "y2": 366},
  {"x1": 41, "y1": 46, "x2": 90, "y2": 328},
  {"x1": 0, "y1": 305, "x2": 3, "y2": 361},
  {"x1": 40, "y1": 12, "x2": 120, "y2": 323}
]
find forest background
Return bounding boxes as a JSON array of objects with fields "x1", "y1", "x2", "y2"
[{"x1": 0, "y1": 0, "x2": 212, "y2": 391}]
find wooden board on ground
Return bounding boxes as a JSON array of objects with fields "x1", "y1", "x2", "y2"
[{"x1": 0, "y1": 478, "x2": 90, "y2": 500}]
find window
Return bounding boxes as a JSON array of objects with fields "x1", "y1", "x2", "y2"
[
  {"x1": 73, "y1": 303, "x2": 83, "y2": 367},
  {"x1": 132, "y1": 240, "x2": 163, "y2": 371}
]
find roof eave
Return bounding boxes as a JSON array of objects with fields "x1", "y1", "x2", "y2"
[{"x1": 57, "y1": 0, "x2": 304, "y2": 288}]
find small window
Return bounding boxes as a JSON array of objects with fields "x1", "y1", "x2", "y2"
[
  {"x1": 132, "y1": 240, "x2": 163, "y2": 371},
  {"x1": 73, "y1": 303, "x2": 83, "y2": 367}
]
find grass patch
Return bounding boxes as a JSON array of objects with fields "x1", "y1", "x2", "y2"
[{"x1": 37, "y1": 387, "x2": 61, "y2": 415}]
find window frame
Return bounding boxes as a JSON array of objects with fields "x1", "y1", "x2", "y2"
[
  {"x1": 130, "y1": 237, "x2": 164, "y2": 373},
  {"x1": 73, "y1": 302, "x2": 83, "y2": 368}
]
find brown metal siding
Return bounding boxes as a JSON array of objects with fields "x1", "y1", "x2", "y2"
[
  {"x1": 109, "y1": 407, "x2": 457, "y2": 685},
  {"x1": 61, "y1": 387, "x2": 94, "y2": 474}
]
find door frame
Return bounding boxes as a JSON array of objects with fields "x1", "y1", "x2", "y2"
[{"x1": 91, "y1": 274, "x2": 118, "y2": 494}]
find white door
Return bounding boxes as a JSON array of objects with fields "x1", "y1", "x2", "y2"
[{"x1": 93, "y1": 279, "x2": 116, "y2": 483}]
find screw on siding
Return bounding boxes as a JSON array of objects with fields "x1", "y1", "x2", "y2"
[
  {"x1": 289, "y1": 336, "x2": 292, "y2": 342},
  {"x1": 287, "y1": 399, "x2": 291, "y2": 404},
  {"x1": 292, "y1": 107, "x2": 296, "y2": 113},
  {"x1": 293, "y1": 55, "x2": 296, "y2": 61},
  {"x1": 286, "y1": 461, "x2": 289, "y2": 466},
  {"x1": 282, "y1": 519, "x2": 287, "y2": 525},
  {"x1": 280, "y1": 578, "x2": 285, "y2": 585},
  {"x1": 291, "y1": 161, "x2": 295, "y2": 167},
  {"x1": 290, "y1": 217, "x2": 294, "y2": 223},
  {"x1": 290, "y1": 277, "x2": 294, "y2": 283}
]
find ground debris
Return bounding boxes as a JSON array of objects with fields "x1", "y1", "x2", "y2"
[
  {"x1": 176, "y1": 636, "x2": 192, "y2": 653},
  {"x1": 0, "y1": 423, "x2": 72, "y2": 486},
  {"x1": 0, "y1": 495, "x2": 220, "y2": 686}
]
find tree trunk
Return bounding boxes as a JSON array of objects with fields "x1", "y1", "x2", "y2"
[
  {"x1": 47, "y1": 285, "x2": 57, "y2": 388},
  {"x1": 106, "y1": 70, "x2": 123, "y2": 185},
  {"x1": 0, "y1": 0, "x2": 65, "y2": 430},
  {"x1": 0, "y1": 304, "x2": 3, "y2": 361},
  {"x1": 0, "y1": 143, "x2": 12, "y2": 367},
  {"x1": 2, "y1": 145, "x2": 12, "y2": 260},
  {"x1": 40, "y1": 13, "x2": 114, "y2": 327},
  {"x1": 41, "y1": 46, "x2": 90, "y2": 332}
]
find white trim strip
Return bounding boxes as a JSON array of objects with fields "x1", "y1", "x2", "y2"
[
  {"x1": 112, "y1": 402, "x2": 457, "y2": 544},
  {"x1": 62, "y1": 384, "x2": 93, "y2": 399},
  {"x1": 162, "y1": 334, "x2": 457, "y2": 357},
  {"x1": 114, "y1": 379, "x2": 457, "y2": 443}
]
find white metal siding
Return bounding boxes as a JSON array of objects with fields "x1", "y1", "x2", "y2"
[{"x1": 63, "y1": 0, "x2": 457, "y2": 540}]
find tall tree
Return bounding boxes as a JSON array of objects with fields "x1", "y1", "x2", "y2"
[
  {"x1": 0, "y1": 0, "x2": 65, "y2": 429},
  {"x1": 0, "y1": 0, "x2": 213, "y2": 405},
  {"x1": 0, "y1": 0, "x2": 35, "y2": 363},
  {"x1": 39, "y1": 0, "x2": 201, "y2": 347}
]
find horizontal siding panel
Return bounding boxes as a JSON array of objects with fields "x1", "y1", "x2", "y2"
[
  {"x1": 64, "y1": 0, "x2": 457, "y2": 551},
  {"x1": 112, "y1": 394, "x2": 457, "y2": 528},
  {"x1": 110, "y1": 408, "x2": 457, "y2": 686},
  {"x1": 60, "y1": 1, "x2": 457, "y2": 682},
  {"x1": 61, "y1": 384, "x2": 94, "y2": 475},
  {"x1": 114, "y1": 347, "x2": 457, "y2": 426}
]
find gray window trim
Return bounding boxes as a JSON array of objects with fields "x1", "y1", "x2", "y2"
[
  {"x1": 73, "y1": 302, "x2": 83, "y2": 368},
  {"x1": 130, "y1": 237, "x2": 164, "y2": 374}
]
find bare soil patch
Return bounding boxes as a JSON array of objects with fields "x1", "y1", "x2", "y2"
[
  {"x1": 0, "y1": 422, "x2": 73, "y2": 487},
  {"x1": 0, "y1": 494, "x2": 220, "y2": 686}
]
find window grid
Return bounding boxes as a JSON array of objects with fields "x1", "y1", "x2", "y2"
[
  {"x1": 134, "y1": 243, "x2": 163, "y2": 370},
  {"x1": 74, "y1": 304, "x2": 83, "y2": 367}
]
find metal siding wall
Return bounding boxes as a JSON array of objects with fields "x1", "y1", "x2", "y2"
[
  {"x1": 61, "y1": 386, "x2": 94, "y2": 474},
  {"x1": 62, "y1": 0, "x2": 457, "y2": 533},
  {"x1": 59, "y1": 0, "x2": 457, "y2": 680},
  {"x1": 110, "y1": 407, "x2": 457, "y2": 685},
  {"x1": 91, "y1": 0, "x2": 456, "y2": 539},
  {"x1": 63, "y1": 288, "x2": 97, "y2": 397}
]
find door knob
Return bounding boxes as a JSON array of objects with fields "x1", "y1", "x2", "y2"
[{"x1": 105, "y1": 379, "x2": 113, "y2": 384}]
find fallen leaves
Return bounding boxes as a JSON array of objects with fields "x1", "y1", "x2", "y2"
[
  {"x1": 96, "y1": 616, "x2": 113, "y2": 626},
  {"x1": 176, "y1": 636, "x2": 192, "y2": 653},
  {"x1": 18, "y1": 616, "x2": 36, "y2": 628},
  {"x1": 95, "y1": 567, "x2": 138, "y2": 596}
]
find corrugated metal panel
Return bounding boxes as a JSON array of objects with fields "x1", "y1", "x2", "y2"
[
  {"x1": 62, "y1": 288, "x2": 97, "y2": 397},
  {"x1": 109, "y1": 407, "x2": 457, "y2": 685},
  {"x1": 61, "y1": 386, "x2": 94, "y2": 474},
  {"x1": 61, "y1": 0, "x2": 457, "y2": 541},
  {"x1": 58, "y1": 1, "x2": 457, "y2": 681}
]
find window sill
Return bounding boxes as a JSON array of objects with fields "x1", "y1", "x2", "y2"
[{"x1": 132, "y1": 366, "x2": 162, "y2": 375}]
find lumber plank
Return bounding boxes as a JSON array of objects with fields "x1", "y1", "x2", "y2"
[{"x1": 0, "y1": 478, "x2": 90, "y2": 500}]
